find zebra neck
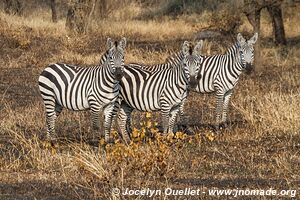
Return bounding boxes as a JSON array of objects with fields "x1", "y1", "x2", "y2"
[
  {"x1": 166, "y1": 51, "x2": 182, "y2": 65},
  {"x1": 171, "y1": 61, "x2": 188, "y2": 87},
  {"x1": 96, "y1": 63, "x2": 118, "y2": 86},
  {"x1": 99, "y1": 50, "x2": 109, "y2": 65},
  {"x1": 226, "y1": 43, "x2": 243, "y2": 77}
]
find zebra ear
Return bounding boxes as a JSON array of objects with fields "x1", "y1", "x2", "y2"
[
  {"x1": 193, "y1": 40, "x2": 203, "y2": 55},
  {"x1": 182, "y1": 41, "x2": 190, "y2": 55},
  {"x1": 248, "y1": 32, "x2": 258, "y2": 45},
  {"x1": 107, "y1": 38, "x2": 114, "y2": 49},
  {"x1": 118, "y1": 37, "x2": 127, "y2": 50},
  {"x1": 237, "y1": 33, "x2": 246, "y2": 45}
]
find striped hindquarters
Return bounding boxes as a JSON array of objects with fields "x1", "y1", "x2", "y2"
[
  {"x1": 119, "y1": 65, "x2": 170, "y2": 111},
  {"x1": 38, "y1": 63, "x2": 118, "y2": 111}
]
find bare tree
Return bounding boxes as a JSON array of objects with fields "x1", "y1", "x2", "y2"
[
  {"x1": 98, "y1": 0, "x2": 108, "y2": 18},
  {"x1": 267, "y1": 1, "x2": 286, "y2": 45},
  {"x1": 4, "y1": 0, "x2": 22, "y2": 15},
  {"x1": 243, "y1": 0, "x2": 264, "y2": 70},
  {"x1": 66, "y1": 0, "x2": 97, "y2": 34},
  {"x1": 85, "y1": 0, "x2": 96, "y2": 31},
  {"x1": 50, "y1": 0, "x2": 58, "y2": 23},
  {"x1": 243, "y1": 0, "x2": 286, "y2": 45},
  {"x1": 244, "y1": 0, "x2": 262, "y2": 34},
  {"x1": 242, "y1": 0, "x2": 287, "y2": 71},
  {"x1": 95, "y1": 0, "x2": 130, "y2": 18}
]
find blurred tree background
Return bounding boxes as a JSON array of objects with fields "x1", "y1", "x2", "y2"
[{"x1": 1, "y1": 0, "x2": 295, "y2": 43}]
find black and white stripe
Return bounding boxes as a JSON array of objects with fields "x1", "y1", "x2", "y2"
[
  {"x1": 38, "y1": 38, "x2": 126, "y2": 142},
  {"x1": 192, "y1": 33, "x2": 258, "y2": 129},
  {"x1": 112, "y1": 41, "x2": 203, "y2": 142}
]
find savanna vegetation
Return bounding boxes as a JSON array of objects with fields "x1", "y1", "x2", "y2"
[{"x1": 0, "y1": 0, "x2": 299, "y2": 199}]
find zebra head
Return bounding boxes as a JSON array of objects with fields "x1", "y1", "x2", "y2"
[
  {"x1": 237, "y1": 33, "x2": 258, "y2": 74},
  {"x1": 106, "y1": 37, "x2": 126, "y2": 81},
  {"x1": 182, "y1": 40, "x2": 204, "y2": 89}
]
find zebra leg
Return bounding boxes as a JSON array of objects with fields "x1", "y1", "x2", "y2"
[
  {"x1": 161, "y1": 107, "x2": 171, "y2": 134},
  {"x1": 111, "y1": 97, "x2": 121, "y2": 129},
  {"x1": 168, "y1": 105, "x2": 180, "y2": 133},
  {"x1": 177, "y1": 100, "x2": 190, "y2": 131},
  {"x1": 110, "y1": 98, "x2": 126, "y2": 140},
  {"x1": 90, "y1": 108, "x2": 101, "y2": 131},
  {"x1": 103, "y1": 103, "x2": 115, "y2": 143},
  {"x1": 117, "y1": 102, "x2": 132, "y2": 144},
  {"x1": 215, "y1": 92, "x2": 225, "y2": 130},
  {"x1": 177, "y1": 100, "x2": 186, "y2": 124},
  {"x1": 44, "y1": 100, "x2": 58, "y2": 141},
  {"x1": 45, "y1": 113, "x2": 57, "y2": 141},
  {"x1": 221, "y1": 90, "x2": 233, "y2": 128},
  {"x1": 126, "y1": 113, "x2": 133, "y2": 136},
  {"x1": 90, "y1": 105, "x2": 104, "y2": 142}
]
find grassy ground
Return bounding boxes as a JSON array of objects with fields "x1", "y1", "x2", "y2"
[{"x1": 0, "y1": 3, "x2": 300, "y2": 200}]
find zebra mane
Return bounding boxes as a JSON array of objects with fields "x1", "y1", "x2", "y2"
[
  {"x1": 165, "y1": 51, "x2": 183, "y2": 65},
  {"x1": 99, "y1": 49, "x2": 110, "y2": 65},
  {"x1": 224, "y1": 42, "x2": 244, "y2": 65},
  {"x1": 127, "y1": 63, "x2": 153, "y2": 71},
  {"x1": 128, "y1": 50, "x2": 183, "y2": 70},
  {"x1": 225, "y1": 42, "x2": 239, "y2": 55}
]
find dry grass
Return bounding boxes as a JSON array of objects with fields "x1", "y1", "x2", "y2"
[{"x1": 0, "y1": 3, "x2": 300, "y2": 200}]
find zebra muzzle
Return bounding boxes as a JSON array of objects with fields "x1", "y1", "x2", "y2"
[
  {"x1": 189, "y1": 76, "x2": 198, "y2": 89},
  {"x1": 245, "y1": 63, "x2": 253, "y2": 75},
  {"x1": 115, "y1": 67, "x2": 124, "y2": 81}
]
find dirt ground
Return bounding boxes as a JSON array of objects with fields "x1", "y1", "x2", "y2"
[{"x1": 0, "y1": 3, "x2": 300, "y2": 199}]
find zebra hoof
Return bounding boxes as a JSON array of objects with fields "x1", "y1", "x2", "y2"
[
  {"x1": 178, "y1": 124, "x2": 194, "y2": 135},
  {"x1": 43, "y1": 139, "x2": 58, "y2": 150},
  {"x1": 213, "y1": 124, "x2": 220, "y2": 131},
  {"x1": 92, "y1": 125, "x2": 100, "y2": 131},
  {"x1": 123, "y1": 139, "x2": 131, "y2": 146},
  {"x1": 220, "y1": 122, "x2": 228, "y2": 129},
  {"x1": 99, "y1": 138, "x2": 106, "y2": 147},
  {"x1": 43, "y1": 141, "x2": 52, "y2": 148},
  {"x1": 185, "y1": 127, "x2": 194, "y2": 135},
  {"x1": 105, "y1": 137, "x2": 115, "y2": 144},
  {"x1": 213, "y1": 125, "x2": 223, "y2": 135}
]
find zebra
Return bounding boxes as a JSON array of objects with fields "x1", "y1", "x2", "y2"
[
  {"x1": 177, "y1": 33, "x2": 258, "y2": 130},
  {"x1": 112, "y1": 41, "x2": 203, "y2": 142},
  {"x1": 125, "y1": 41, "x2": 203, "y2": 127},
  {"x1": 98, "y1": 41, "x2": 203, "y2": 121},
  {"x1": 38, "y1": 37, "x2": 126, "y2": 143}
]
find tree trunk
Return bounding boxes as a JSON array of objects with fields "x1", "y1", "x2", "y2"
[
  {"x1": 98, "y1": 0, "x2": 107, "y2": 18},
  {"x1": 66, "y1": 6, "x2": 75, "y2": 32},
  {"x1": 66, "y1": 0, "x2": 96, "y2": 34},
  {"x1": 50, "y1": 0, "x2": 58, "y2": 23},
  {"x1": 245, "y1": 4, "x2": 262, "y2": 72},
  {"x1": 245, "y1": 10, "x2": 260, "y2": 32},
  {"x1": 4, "y1": 0, "x2": 22, "y2": 15},
  {"x1": 85, "y1": 0, "x2": 96, "y2": 32},
  {"x1": 267, "y1": 3, "x2": 287, "y2": 45}
]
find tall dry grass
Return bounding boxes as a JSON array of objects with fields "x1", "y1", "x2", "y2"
[{"x1": 0, "y1": 2, "x2": 299, "y2": 199}]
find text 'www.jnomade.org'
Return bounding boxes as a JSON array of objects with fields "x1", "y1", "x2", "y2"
[{"x1": 111, "y1": 187, "x2": 297, "y2": 198}]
